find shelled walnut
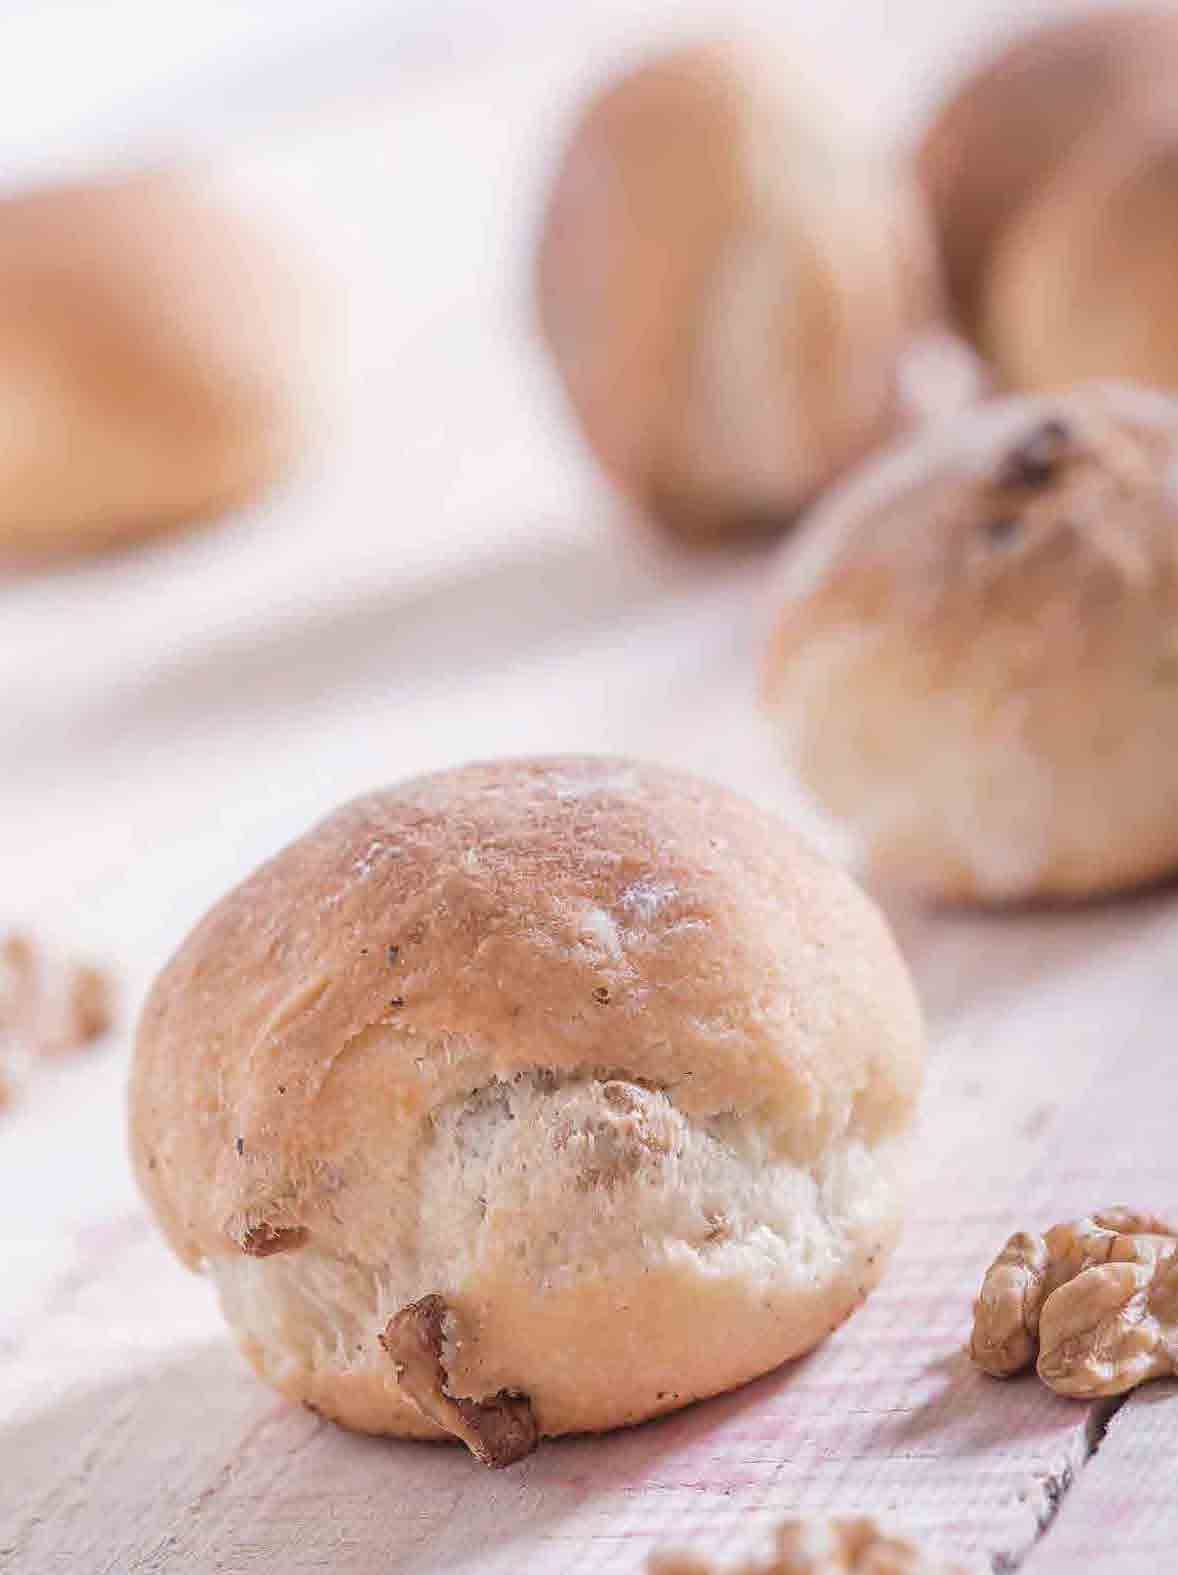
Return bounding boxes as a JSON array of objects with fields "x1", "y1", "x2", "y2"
[
  {"x1": 379, "y1": 1295, "x2": 537, "y2": 1468},
  {"x1": 0, "y1": 931, "x2": 114, "y2": 1057},
  {"x1": 0, "y1": 931, "x2": 116, "y2": 1114},
  {"x1": 971, "y1": 1209, "x2": 1178, "y2": 1398},
  {"x1": 649, "y1": 1517, "x2": 973, "y2": 1574}
]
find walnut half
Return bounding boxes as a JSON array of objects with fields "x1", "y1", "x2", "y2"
[
  {"x1": 380, "y1": 1294, "x2": 537, "y2": 1468},
  {"x1": 649, "y1": 1516, "x2": 972, "y2": 1574},
  {"x1": 971, "y1": 1209, "x2": 1178, "y2": 1397}
]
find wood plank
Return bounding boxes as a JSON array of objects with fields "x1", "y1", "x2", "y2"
[
  {"x1": 1014, "y1": 971, "x2": 1178, "y2": 1574},
  {"x1": 1025, "y1": 1380, "x2": 1178, "y2": 1574}
]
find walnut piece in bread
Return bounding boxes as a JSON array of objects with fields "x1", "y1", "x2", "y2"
[
  {"x1": 972, "y1": 1209, "x2": 1178, "y2": 1399},
  {"x1": 765, "y1": 383, "x2": 1178, "y2": 904},
  {"x1": 130, "y1": 757, "x2": 922, "y2": 1457}
]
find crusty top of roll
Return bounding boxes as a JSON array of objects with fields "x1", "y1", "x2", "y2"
[
  {"x1": 768, "y1": 381, "x2": 1178, "y2": 676},
  {"x1": 131, "y1": 757, "x2": 921, "y2": 1269},
  {"x1": 763, "y1": 383, "x2": 1178, "y2": 900}
]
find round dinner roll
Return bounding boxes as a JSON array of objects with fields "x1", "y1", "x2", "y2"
[
  {"x1": 0, "y1": 170, "x2": 316, "y2": 559},
  {"x1": 918, "y1": 6, "x2": 1178, "y2": 338},
  {"x1": 765, "y1": 383, "x2": 1178, "y2": 905},
  {"x1": 983, "y1": 108, "x2": 1178, "y2": 394},
  {"x1": 536, "y1": 41, "x2": 936, "y2": 540},
  {"x1": 130, "y1": 757, "x2": 922, "y2": 1462}
]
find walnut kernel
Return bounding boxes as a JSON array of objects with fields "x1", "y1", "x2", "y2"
[
  {"x1": 649, "y1": 1516, "x2": 972, "y2": 1573},
  {"x1": 971, "y1": 1209, "x2": 1178, "y2": 1397}
]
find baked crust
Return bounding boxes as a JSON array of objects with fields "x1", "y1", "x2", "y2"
[
  {"x1": 131, "y1": 757, "x2": 922, "y2": 1443},
  {"x1": 766, "y1": 383, "x2": 1178, "y2": 902}
]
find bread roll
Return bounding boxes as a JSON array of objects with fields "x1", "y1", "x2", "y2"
[
  {"x1": 536, "y1": 41, "x2": 935, "y2": 540},
  {"x1": 765, "y1": 383, "x2": 1178, "y2": 904},
  {"x1": 984, "y1": 109, "x2": 1178, "y2": 393},
  {"x1": 918, "y1": 7, "x2": 1178, "y2": 337},
  {"x1": 0, "y1": 171, "x2": 315, "y2": 559},
  {"x1": 130, "y1": 757, "x2": 922, "y2": 1461}
]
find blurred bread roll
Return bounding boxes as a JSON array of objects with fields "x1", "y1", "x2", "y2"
[
  {"x1": 918, "y1": 7, "x2": 1178, "y2": 337},
  {"x1": 131, "y1": 756, "x2": 922, "y2": 1459},
  {"x1": 0, "y1": 170, "x2": 317, "y2": 559},
  {"x1": 765, "y1": 383, "x2": 1178, "y2": 904},
  {"x1": 536, "y1": 41, "x2": 936, "y2": 541},
  {"x1": 984, "y1": 109, "x2": 1178, "y2": 393}
]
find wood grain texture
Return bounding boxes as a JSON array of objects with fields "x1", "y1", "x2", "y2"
[{"x1": 1025, "y1": 1380, "x2": 1178, "y2": 1574}]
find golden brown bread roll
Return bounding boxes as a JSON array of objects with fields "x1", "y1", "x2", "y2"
[
  {"x1": 130, "y1": 757, "x2": 922, "y2": 1459},
  {"x1": 765, "y1": 383, "x2": 1178, "y2": 904},
  {"x1": 918, "y1": 7, "x2": 1178, "y2": 338},
  {"x1": 536, "y1": 41, "x2": 936, "y2": 540},
  {"x1": 0, "y1": 170, "x2": 316, "y2": 559},
  {"x1": 983, "y1": 107, "x2": 1178, "y2": 394}
]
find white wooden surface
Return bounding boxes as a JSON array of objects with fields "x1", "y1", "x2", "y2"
[{"x1": 3, "y1": 3, "x2": 1175, "y2": 1571}]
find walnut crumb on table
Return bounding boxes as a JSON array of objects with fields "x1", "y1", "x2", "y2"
[
  {"x1": 0, "y1": 929, "x2": 116, "y2": 1111},
  {"x1": 971, "y1": 1208, "x2": 1178, "y2": 1396},
  {"x1": 0, "y1": 926, "x2": 116, "y2": 1115},
  {"x1": 1, "y1": 930, "x2": 115, "y2": 1055},
  {"x1": 648, "y1": 1517, "x2": 973, "y2": 1574}
]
